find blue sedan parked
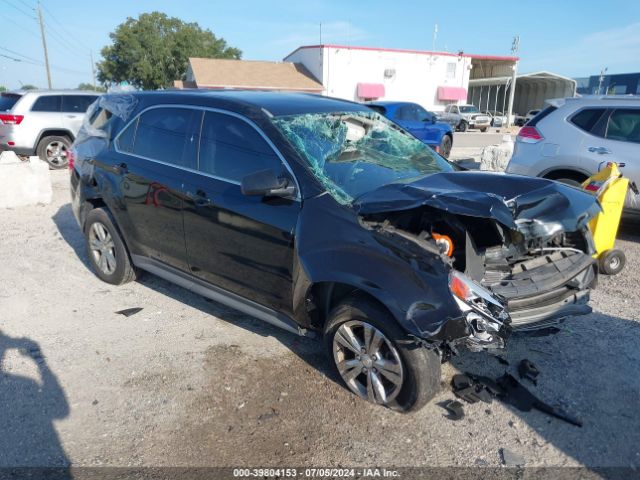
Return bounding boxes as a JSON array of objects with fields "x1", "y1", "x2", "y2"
[{"x1": 368, "y1": 101, "x2": 454, "y2": 158}]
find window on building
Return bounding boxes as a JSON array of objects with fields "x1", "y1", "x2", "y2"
[
  {"x1": 446, "y1": 63, "x2": 457, "y2": 79},
  {"x1": 198, "y1": 112, "x2": 281, "y2": 182}
]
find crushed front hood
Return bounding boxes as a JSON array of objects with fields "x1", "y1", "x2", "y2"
[{"x1": 354, "y1": 171, "x2": 601, "y2": 239}]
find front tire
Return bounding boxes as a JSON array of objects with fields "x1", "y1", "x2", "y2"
[
  {"x1": 37, "y1": 135, "x2": 71, "y2": 169},
  {"x1": 84, "y1": 208, "x2": 136, "y2": 285},
  {"x1": 324, "y1": 295, "x2": 441, "y2": 412},
  {"x1": 458, "y1": 121, "x2": 468, "y2": 132}
]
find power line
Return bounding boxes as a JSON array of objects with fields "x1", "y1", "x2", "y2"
[
  {"x1": 0, "y1": 0, "x2": 36, "y2": 19},
  {"x1": 0, "y1": 45, "x2": 41, "y2": 63},
  {"x1": 41, "y1": 3, "x2": 90, "y2": 55}
]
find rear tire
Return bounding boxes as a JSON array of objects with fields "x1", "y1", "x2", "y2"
[
  {"x1": 599, "y1": 249, "x2": 626, "y2": 275},
  {"x1": 324, "y1": 294, "x2": 441, "y2": 413},
  {"x1": 84, "y1": 208, "x2": 137, "y2": 285},
  {"x1": 36, "y1": 135, "x2": 71, "y2": 169},
  {"x1": 439, "y1": 135, "x2": 452, "y2": 159}
]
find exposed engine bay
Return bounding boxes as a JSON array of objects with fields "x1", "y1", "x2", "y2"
[{"x1": 361, "y1": 206, "x2": 598, "y2": 352}]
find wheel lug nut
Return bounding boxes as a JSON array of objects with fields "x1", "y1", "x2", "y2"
[
  {"x1": 361, "y1": 347, "x2": 366, "y2": 353},
  {"x1": 362, "y1": 367, "x2": 368, "y2": 373}
]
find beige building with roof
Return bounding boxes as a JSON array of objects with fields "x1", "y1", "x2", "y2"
[{"x1": 173, "y1": 57, "x2": 323, "y2": 92}]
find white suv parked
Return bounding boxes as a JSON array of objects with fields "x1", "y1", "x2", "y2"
[
  {"x1": 0, "y1": 90, "x2": 99, "y2": 168},
  {"x1": 506, "y1": 96, "x2": 640, "y2": 214}
]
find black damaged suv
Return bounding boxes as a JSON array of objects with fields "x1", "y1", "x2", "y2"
[{"x1": 71, "y1": 91, "x2": 600, "y2": 412}]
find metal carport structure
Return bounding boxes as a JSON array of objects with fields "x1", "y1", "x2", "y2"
[{"x1": 468, "y1": 71, "x2": 577, "y2": 119}]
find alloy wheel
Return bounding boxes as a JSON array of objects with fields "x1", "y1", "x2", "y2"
[
  {"x1": 45, "y1": 141, "x2": 68, "y2": 167},
  {"x1": 332, "y1": 320, "x2": 404, "y2": 405},
  {"x1": 89, "y1": 222, "x2": 117, "y2": 275}
]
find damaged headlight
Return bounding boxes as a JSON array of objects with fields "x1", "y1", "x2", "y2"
[{"x1": 449, "y1": 271, "x2": 510, "y2": 349}]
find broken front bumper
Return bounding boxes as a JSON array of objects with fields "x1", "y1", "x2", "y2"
[{"x1": 485, "y1": 250, "x2": 597, "y2": 331}]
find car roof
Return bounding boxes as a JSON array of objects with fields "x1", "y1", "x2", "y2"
[
  {"x1": 13, "y1": 89, "x2": 101, "y2": 96},
  {"x1": 132, "y1": 90, "x2": 372, "y2": 116}
]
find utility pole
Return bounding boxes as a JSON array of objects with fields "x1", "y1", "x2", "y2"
[
  {"x1": 36, "y1": 1, "x2": 52, "y2": 89},
  {"x1": 506, "y1": 35, "x2": 519, "y2": 127},
  {"x1": 597, "y1": 67, "x2": 608, "y2": 95},
  {"x1": 90, "y1": 50, "x2": 96, "y2": 89},
  {"x1": 432, "y1": 23, "x2": 438, "y2": 51}
]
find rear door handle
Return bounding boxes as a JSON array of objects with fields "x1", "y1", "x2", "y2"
[{"x1": 588, "y1": 146, "x2": 612, "y2": 155}]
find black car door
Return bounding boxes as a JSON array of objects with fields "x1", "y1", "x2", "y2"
[
  {"x1": 111, "y1": 106, "x2": 199, "y2": 271},
  {"x1": 182, "y1": 110, "x2": 300, "y2": 313}
]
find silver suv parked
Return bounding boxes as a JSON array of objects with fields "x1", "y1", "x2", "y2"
[
  {"x1": 0, "y1": 90, "x2": 100, "y2": 168},
  {"x1": 506, "y1": 96, "x2": 640, "y2": 214}
]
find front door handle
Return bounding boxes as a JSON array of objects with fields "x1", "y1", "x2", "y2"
[
  {"x1": 588, "y1": 146, "x2": 612, "y2": 155},
  {"x1": 117, "y1": 162, "x2": 128, "y2": 174}
]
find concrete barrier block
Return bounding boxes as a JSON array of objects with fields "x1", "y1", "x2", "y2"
[
  {"x1": 0, "y1": 152, "x2": 52, "y2": 208},
  {"x1": 480, "y1": 136, "x2": 514, "y2": 172}
]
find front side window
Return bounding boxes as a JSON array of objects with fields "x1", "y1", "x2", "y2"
[
  {"x1": 272, "y1": 111, "x2": 453, "y2": 205},
  {"x1": 606, "y1": 109, "x2": 640, "y2": 143},
  {"x1": 131, "y1": 107, "x2": 194, "y2": 166},
  {"x1": 198, "y1": 112, "x2": 281, "y2": 182},
  {"x1": 62, "y1": 95, "x2": 98, "y2": 113},
  {"x1": 31, "y1": 95, "x2": 61, "y2": 112},
  {"x1": 459, "y1": 105, "x2": 480, "y2": 114}
]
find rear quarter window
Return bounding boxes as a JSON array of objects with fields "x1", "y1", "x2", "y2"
[
  {"x1": 0, "y1": 93, "x2": 21, "y2": 112},
  {"x1": 569, "y1": 108, "x2": 607, "y2": 133}
]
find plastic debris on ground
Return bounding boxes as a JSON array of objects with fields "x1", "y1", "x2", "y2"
[
  {"x1": 439, "y1": 400, "x2": 465, "y2": 421},
  {"x1": 518, "y1": 359, "x2": 540, "y2": 385},
  {"x1": 450, "y1": 371, "x2": 582, "y2": 427},
  {"x1": 115, "y1": 307, "x2": 143, "y2": 317}
]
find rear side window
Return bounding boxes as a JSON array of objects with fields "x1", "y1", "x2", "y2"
[
  {"x1": 62, "y1": 95, "x2": 98, "y2": 113},
  {"x1": 570, "y1": 108, "x2": 607, "y2": 133},
  {"x1": 31, "y1": 95, "x2": 62, "y2": 112},
  {"x1": 395, "y1": 105, "x2": 417, "y2": 121},
  {"x1": 0, "y1": 93, "x2": 21, "y2": 112},
  {"x1": 198, "y1": 112, "x2": 281, "y2": 182},
  {"x1": 606, "y1": 109, "x2": 640, "y2": 144},
  {"x1": 131, "y1": 107, "x2": 194, "y2": 167},
  {"x1": 526, "y1": 106, "x2": 557, "y2": 126}
]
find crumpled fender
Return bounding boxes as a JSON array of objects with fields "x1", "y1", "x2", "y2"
[
  {"x1": 292, "y1": 194, "x2": 461, "y2": 338},
  {"x1": 354, "y1": 171, "x2": 601, "y2": 241}
]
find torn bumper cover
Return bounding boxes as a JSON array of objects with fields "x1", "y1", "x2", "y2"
[{"x1": 358, "y1": 171, "x2": 601, "y2": 350}]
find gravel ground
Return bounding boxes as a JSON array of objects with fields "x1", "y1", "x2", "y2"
[{"x1": 1, "y1": 170, "x2": 639, "y2": 472}]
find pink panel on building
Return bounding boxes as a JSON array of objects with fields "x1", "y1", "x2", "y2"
[
  {"x1": 438, "y1": 86, "x2": 468, "y2": 101},
  {"x1": 357, "y1": 83, "x2": 385, "y2": 99}
]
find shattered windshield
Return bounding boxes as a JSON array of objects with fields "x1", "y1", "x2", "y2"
[{"x1": 272, "y1": 111, "x2": 453, "y2": 204}]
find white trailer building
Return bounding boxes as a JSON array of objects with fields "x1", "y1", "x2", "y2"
[{"x1": 284, "y1": 44, "x2": 518, "y2": 112}]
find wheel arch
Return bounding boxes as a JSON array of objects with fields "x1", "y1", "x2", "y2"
[
  {"x1": 35, "y1": 129, "x2": 75, "y2": 148},
  {"x1": 540, "y1": 167, "x2": 591, "y2": 183}
]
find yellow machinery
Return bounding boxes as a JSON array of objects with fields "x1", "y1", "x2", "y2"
[{"x1": 581, "y1": 162, "x2": 629, "y2": 275}]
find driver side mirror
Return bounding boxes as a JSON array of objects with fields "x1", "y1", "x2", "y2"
[{"x1": 241, "y1": 169, "x2": 296, "y2": 198}]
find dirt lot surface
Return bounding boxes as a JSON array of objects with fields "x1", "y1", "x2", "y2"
[{"x1": 1, "y1": 170, "x2": 639, "y2": 473}]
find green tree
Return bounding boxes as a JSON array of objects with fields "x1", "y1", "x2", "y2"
[
  {"x1": 97, "y1": 12, "x2": 241, "y2": 90},
  {"x1": 0, "y1": 86, "x2": 7, "y2": 93},
  {"x1": 21, "y1": 84, "x2": 37, "y2": 90},
  {"x1": 77, "y1": 82, "x2": 106, "y2": 92}
]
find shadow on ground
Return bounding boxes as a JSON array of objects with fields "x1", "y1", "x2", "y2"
[
  {"x1": 52, "y1": 202, "x2": 640, "y2": 469},
  {"x1": 0, "y1": 332, "x2": 72, "y2": 477}
]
